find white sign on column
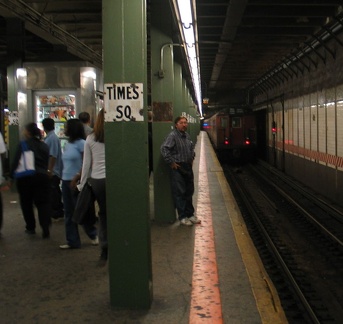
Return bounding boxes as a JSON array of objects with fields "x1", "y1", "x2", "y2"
[{"x1": 104, "y1": 83, "x2": 144, "y2": 122}]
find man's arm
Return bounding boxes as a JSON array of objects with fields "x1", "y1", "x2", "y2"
[
  {"x1": 161, "y1": 134, "x2": 180, "y2": 170},
  {"x1": 47, "y1": 156, "x2": 56, "y2": 176}
]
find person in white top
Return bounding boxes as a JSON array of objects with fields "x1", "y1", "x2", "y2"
[
  {"x1": 0, "y1": 132, "x2": 6, "y2": 235},
  {"x1": 79, "y1": 109, "x2": 107, "y2": 265}
]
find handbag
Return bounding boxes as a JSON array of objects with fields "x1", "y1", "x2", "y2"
[
  {"x1": 72, "y1": 182, "x2": 96, "y2": 225},
  {"x1": 14, "y1": 141, "x2": 36, "y2": 179}
]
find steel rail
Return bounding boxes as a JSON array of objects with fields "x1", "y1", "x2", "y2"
[{"x1": 227, "y1": 166, "x2": 321, "y2": 324}]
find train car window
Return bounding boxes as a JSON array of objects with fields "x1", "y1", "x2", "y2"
[
  {"x1": 220, "y1": 118, "x2": 227, "y2": 128},
  {"x1": 232, "y1": 117, "x2": 241, "y2": 128}
]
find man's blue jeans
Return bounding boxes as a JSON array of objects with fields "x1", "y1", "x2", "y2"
[{"x1": 170, "y1": 163, "x2": 195, "y2": 220}]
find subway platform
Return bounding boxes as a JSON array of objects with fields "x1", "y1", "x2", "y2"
[{"x1": 0, "y1": 132, "x2": 287, "y2": 324}]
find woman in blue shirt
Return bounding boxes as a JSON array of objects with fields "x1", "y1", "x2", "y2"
[{"x1": 59, "y1": 119, "x2": 97, "y2": 249}]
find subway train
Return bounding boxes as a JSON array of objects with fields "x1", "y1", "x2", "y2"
[{"x1": 202, "y1": 108, "x2": 257, "y2": 162}]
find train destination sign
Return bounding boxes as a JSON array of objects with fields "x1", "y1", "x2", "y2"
[{"x1": 104, "y1": 83, "x2": 144, "y2": 122}]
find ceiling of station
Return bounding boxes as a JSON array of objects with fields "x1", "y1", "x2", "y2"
[
  {"x1": 196, "y1": 0, "x2": 343, "y2": 110},
  {"x1": 0, "y1": 0, "x2": 343, "y2": 112}
]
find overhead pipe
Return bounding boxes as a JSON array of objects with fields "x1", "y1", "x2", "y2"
[
  {"x1": 299, "y1": 47, "x2": 318, "y2": 69},
  {"x1": 323, "y1": 26, "x2": 343, "y2": 48},
  {"x1": 305, "y1": 41, "x2": 326, "y2": 64},
  {"x1": 313, "y1": 35, "x2": 336, "y2": 59},
  {"x1": 3, "y1": 0, "x2": 102, "y2": 66},
  {"x1": 289, "y1": 57, "x2": 305, "y2": 75},
  {"x1": 276, "y1": 68, "x2": 289, "y2": 82},
  {"x1": 273, "y1": 72, "x2": 285, "y2": 85},
  {"x1": 281, "y1": 59, "x2": 298, "y2": 77},
  {"x1": 248, "y1": 12, "x2": 343, "y2": 94},
  {"x1": 293, "y1": 53, "x2": 310, "y2": 72}
]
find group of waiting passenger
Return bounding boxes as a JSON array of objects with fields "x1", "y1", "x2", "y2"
[
  {"x1": 8, "y1": 109, "x2": 108, "y2": 265},
  {"x1": 0, "y1": 112, "x2": 200, "y2": 267}
]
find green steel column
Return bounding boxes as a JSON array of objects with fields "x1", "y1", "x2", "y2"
[
  {"x1": 103, "y1": 0, "x2": 152, "y2": 309},
  {"x1": 182, "y1": 78, "x2": 187, "y2": 110},
  {"x1": 174, "y1": 63, "x2": 183, "y2": 118},
  {"x1": 186, "y1": 90, "x2": 191, "y2": 139},
  {"x1": 7, "y1": 19, "x2": 25, "y2": 168},
  {"x1": 150, "y1": 0, "x2": 176, "y2": 222},
  {"x1": 184, "y1": 84, "x2": 199, "y2": 143},
  {"x1": 7, "y1": 62, "x2": 21, "y2": 168},
  {"x1": 182, "y1": 78, "x2": 189, "y2": 120},
  {"x1": 175, "y1": 63, "x2": 199, "y2": 146},
  {"x1": 188, "y1": 94, "x2": 196, "y2": 143}
]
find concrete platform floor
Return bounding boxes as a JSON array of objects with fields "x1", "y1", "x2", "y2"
[
  {"x1": 0, "y1": 187, "x2": 198, "y2": 323},
  {"x1": 0, "y1": 132, "x2": 286, "y2": 323}
]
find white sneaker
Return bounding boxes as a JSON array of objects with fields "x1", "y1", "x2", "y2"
[
  {"x1": 188, "y1": 216, "x2": 201, "y2": 224},
  {"x1": 59, "y1": 244, "x2": 72, "y2": 249},
  {"x1": 180, "y1": 218, "x2": 193, "y2": 226},
  {"x1": 91, "y1": 237, "x2": 99, "y2": 246}
]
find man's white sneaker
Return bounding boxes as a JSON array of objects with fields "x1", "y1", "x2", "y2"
[
  {"x1": 91, "y1": 236, "x2": 99, "y2": 246},
  {"x1": 188, "y1": 216, "x2": 201, "y2": 224},
  {"x1": 180, "y1": 218, "x2": 193, "y2": 226},
  {"x1": 59, "y1": 244, "x2": 72, "y2": 249}
]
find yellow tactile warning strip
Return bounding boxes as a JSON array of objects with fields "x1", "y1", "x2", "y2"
[
  {"x1": 189, "y1": 139, "x2": 223, "y2": 323},
  {"x1": 208, "y1": 147, "x2": 288, "y2": 324}
]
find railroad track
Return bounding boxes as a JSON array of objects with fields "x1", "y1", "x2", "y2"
[
  {"x1": 223, "y1": 161, "x2": 343, "y2": 323},
  {"x1": 251, "y1": 160, "x2": 343, "y2": 248}
]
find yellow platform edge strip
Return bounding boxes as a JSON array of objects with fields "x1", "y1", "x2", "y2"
[{"x1": 209, "y1": 147, "x2": 288, "y2": 324}]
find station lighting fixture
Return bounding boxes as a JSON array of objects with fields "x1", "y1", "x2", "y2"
[
  {"x1": 82, "y1": 70, "x2": 96, "y2": 80},
  {"x1": 16, "y1": 68, "x2": 27, "y2": 79},
  {"x1": 172, "y1": 0, "x2": 203, "y2": 117}
]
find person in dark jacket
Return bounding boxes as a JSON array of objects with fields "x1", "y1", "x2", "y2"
[
  {"x1": 10, "y1": 123, "x2": 51, "y2": 238},
  {"x1": 0, "y1": 131, "x2": 7, "y2": 236},
  {"x1": 160, "y1": 116, "x2": 200, "y2": 226},
  {"x1": 42, "y1": 118, "x2": 64, "y2": 221}
]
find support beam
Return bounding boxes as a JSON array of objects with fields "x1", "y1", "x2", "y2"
[{"x1": 103, "y1": 0, "x2": 152, "y2": 309}]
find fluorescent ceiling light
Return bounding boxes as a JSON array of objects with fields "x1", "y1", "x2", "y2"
[
  {"x1": 187, "y1": 46, "x2": 196, "y2": 60},
  {"x1": 173, "y1": 0, "x2": 203, "y2": 117},
  {"x1": 177, "y1": 1, "x2": 192, "y2": 26},
  {"x1": 183, "y1": 26, "x2": 195, "y2": 46}
]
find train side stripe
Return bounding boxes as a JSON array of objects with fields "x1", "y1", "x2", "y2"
[{"x1": 272, "y1": 141, "x2": 343, "y2": 168}]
